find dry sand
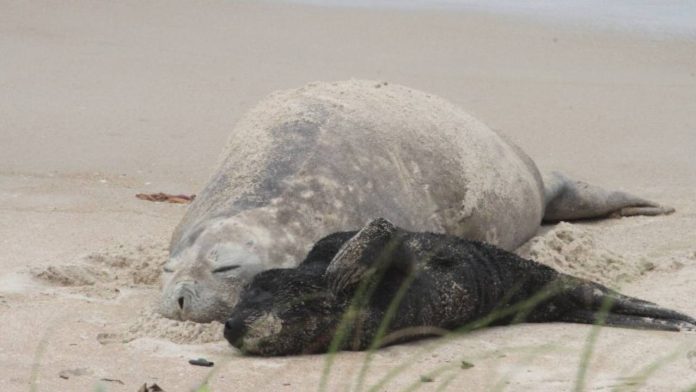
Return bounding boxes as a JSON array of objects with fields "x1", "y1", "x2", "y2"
[{"x1": 1, "y1": 1, "x2": 695, "y2": 391}]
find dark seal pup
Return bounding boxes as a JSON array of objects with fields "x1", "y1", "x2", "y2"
[{"x1": 224, "y1": 218, "x2": 695, "y2": 356}]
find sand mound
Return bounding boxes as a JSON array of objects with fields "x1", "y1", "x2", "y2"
[
  {"x1": 647, "y1": 250, "x2": 695, "y2": 273},
  {"x1": 98, "y1": 309, "x2": 224, "y2": 345},
  {"x1": 33, "y1": 264, "x2": 113, "y2": 286},
  {"x1": 32, "y1": 241, "x2": 227, "y2": 344},
  {"x1": 124, "y1": 310, "x2": 224, "y2": 344},
  {"x1": 516, "y1": 222, "x2": 650, "y2": 287},
  {"x1": 32, "y1": 242, "x2": 168, "y2": 288}
]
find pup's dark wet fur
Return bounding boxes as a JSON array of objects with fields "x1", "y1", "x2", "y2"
[{"x1": 225, "y1": 218, "x2": 695, "y2": 356}]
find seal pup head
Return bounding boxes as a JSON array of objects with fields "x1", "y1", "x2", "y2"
[
  {"x1": 224, "y1": 264, "x2": 344, "y2": 356},
  {"x1": 225, "y1": 219, "x2": 405, "y2": 355}
]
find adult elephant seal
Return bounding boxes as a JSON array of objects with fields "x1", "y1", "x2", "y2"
[{"x1": 159, "y1": 80, "x2": 673, "y2": 322}]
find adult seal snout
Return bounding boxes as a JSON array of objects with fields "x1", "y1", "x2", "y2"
[{"x1": 159, "y1": 80, "x2": 673, "y2": 322}]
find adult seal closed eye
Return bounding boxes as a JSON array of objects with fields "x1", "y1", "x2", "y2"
[{"x1": 159, "y1": 80, "x2": 674, "y2": 322}]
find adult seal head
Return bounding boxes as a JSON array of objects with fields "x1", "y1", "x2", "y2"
[{"x1": 159, "y1": 80, "x2": 673, "y2": 322}]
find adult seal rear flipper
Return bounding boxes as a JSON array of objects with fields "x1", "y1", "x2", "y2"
[{"x1": 542, "y1": 171, "x2": 675, "y2": 222}]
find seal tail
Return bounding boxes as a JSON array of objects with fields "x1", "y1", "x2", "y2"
[{"x1": 559, "y1": 280, "x2": 696, "y2": 331}]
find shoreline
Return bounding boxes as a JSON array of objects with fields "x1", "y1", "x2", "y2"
[{"x1": 271, "y1": 0, "x2": 696, "y2": 39}]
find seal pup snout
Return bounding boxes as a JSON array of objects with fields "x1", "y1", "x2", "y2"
[{"x1": 224, "y1": 315, "x2": 247, "y2": 347}]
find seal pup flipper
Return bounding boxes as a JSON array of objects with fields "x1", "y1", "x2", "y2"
[
  {"x1": 559, "y1": 310, "x2": 694, "y2": 332},
  {"x1": 325, "y1": 218, "x2": 411, "y2": 293},
  {"x1": 300, "y1": 231, "x2": 359, "y2": 268},
  {"x1": 554, "y1": 279, "x2": 696, "y2": 331},
  {"x1": 542, "y1": 171, "x2": 675, "y2": 222}
]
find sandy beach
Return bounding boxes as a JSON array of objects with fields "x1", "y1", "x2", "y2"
[{"x1": 1, "y1": 1, "x2": 695, "y2": 391}]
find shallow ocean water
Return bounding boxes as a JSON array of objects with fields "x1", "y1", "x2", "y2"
[{"x1": 275, "y1": 0, "x2": 696, "y2": 37}]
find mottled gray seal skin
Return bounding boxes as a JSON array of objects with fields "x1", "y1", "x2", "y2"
[
  {"x1": 160, "y1": 80, "x2": 673, "y2": 322},
  {"x1": 225, "y1": 219, "x2": 695, "y2": 356}
]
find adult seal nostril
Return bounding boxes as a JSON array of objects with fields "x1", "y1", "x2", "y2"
[
  {"x1": 224, "y1": 316, "x2": 246, "y2": 346},
  {"x1": 174, "y1": 283, "x2": 194, "y2": 311}
]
